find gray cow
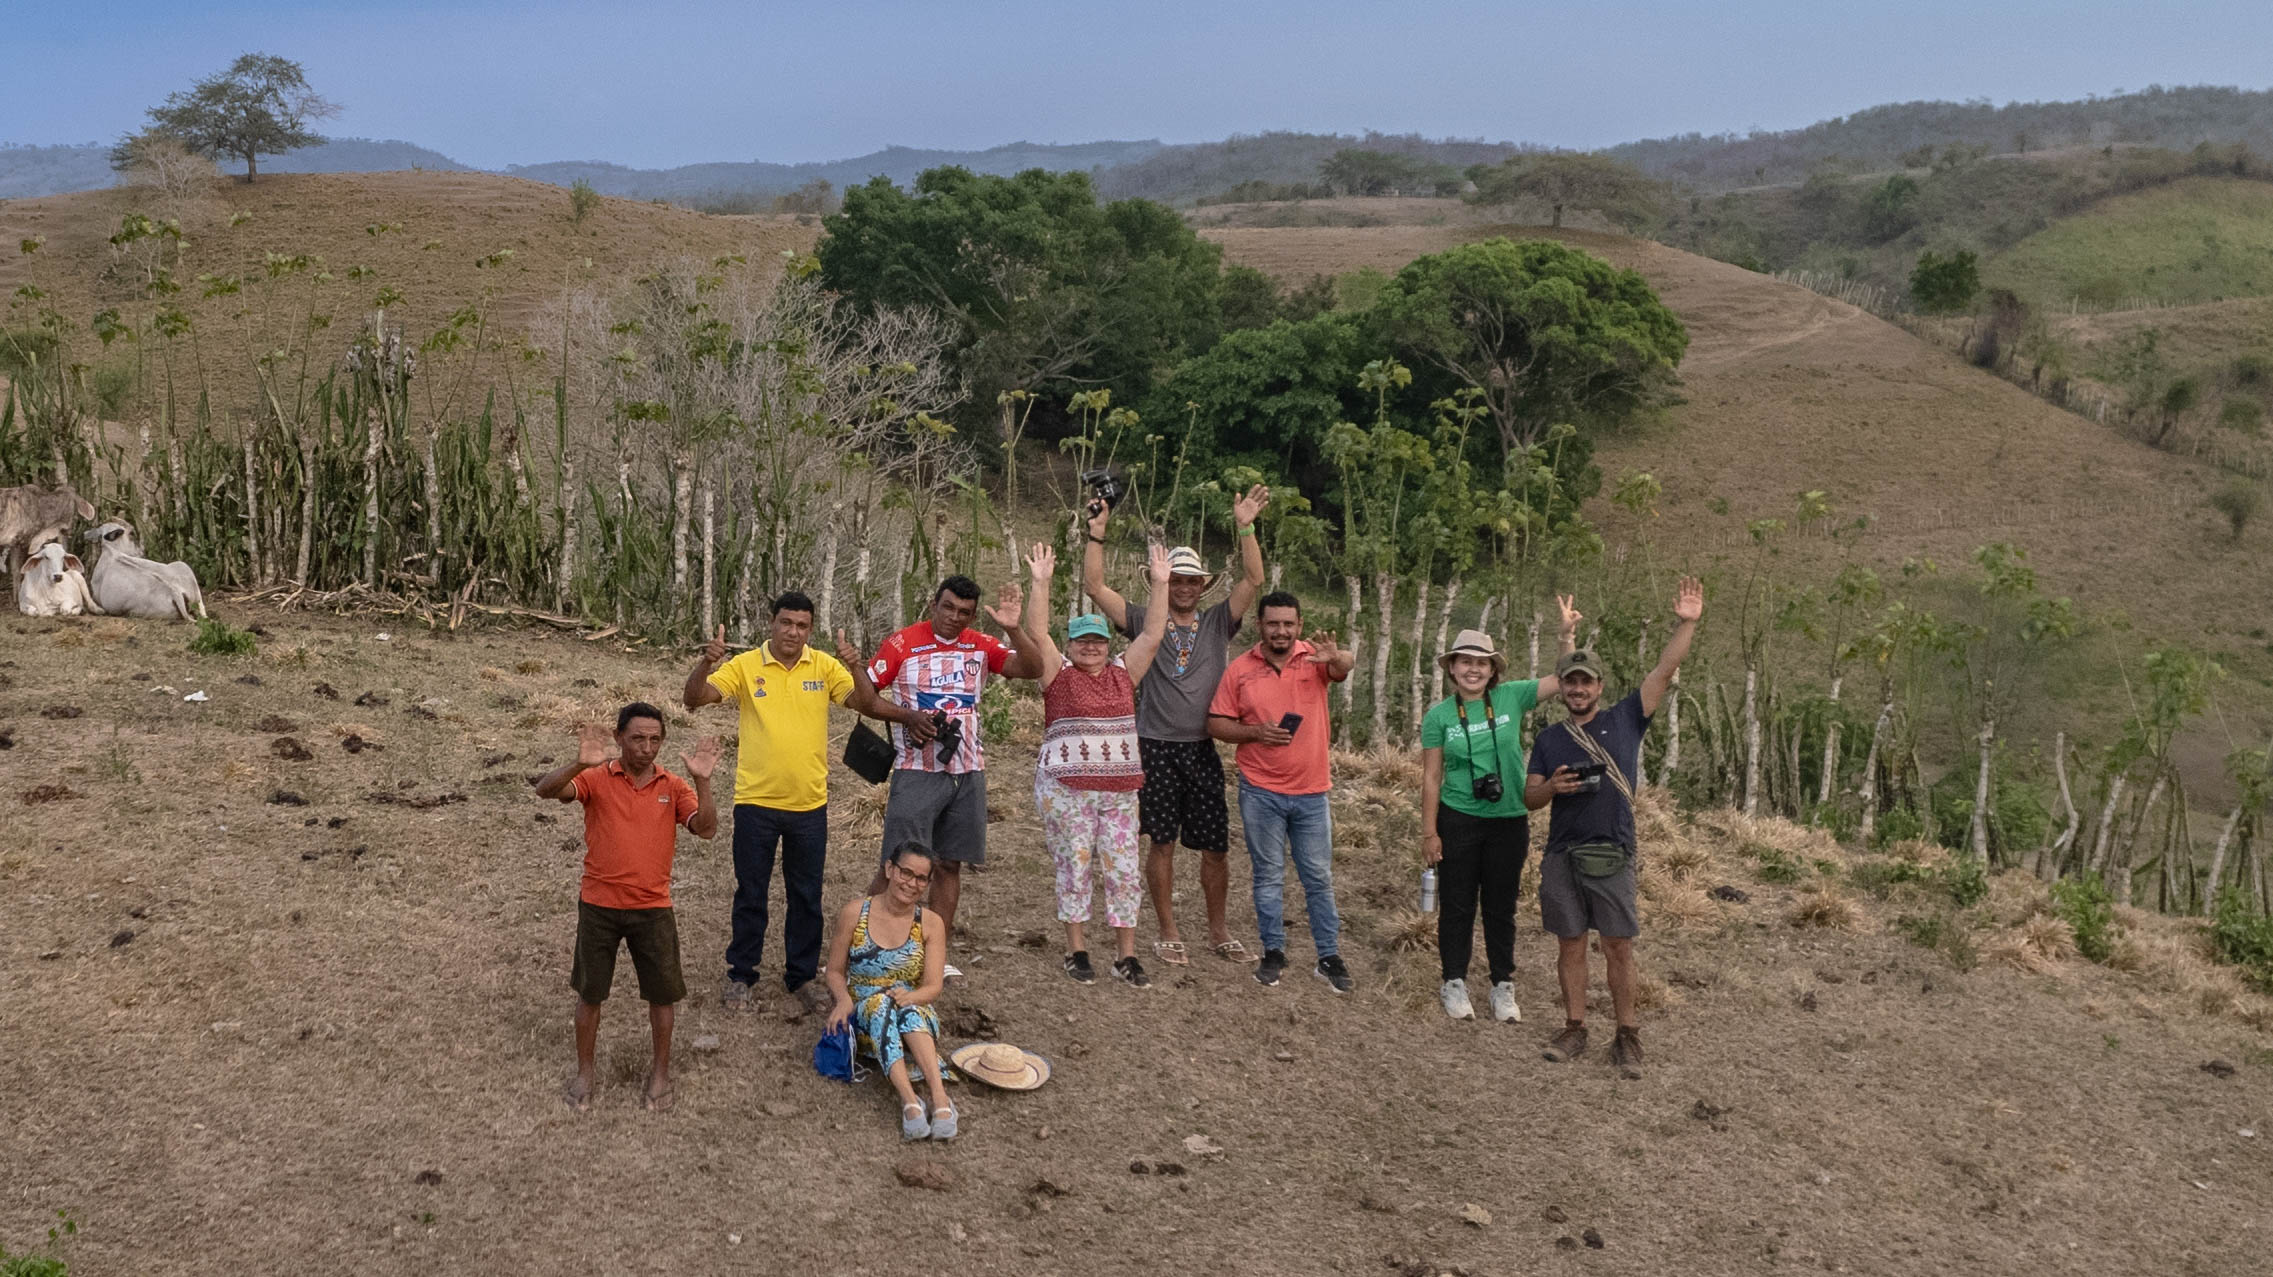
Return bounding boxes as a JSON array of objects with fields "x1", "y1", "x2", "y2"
[
  {"x1": 0, "y1": 484, "x2": 97, "y2": 586},
  {"x1": 87, "y1": 521, "x2": 207, "y2": 621}
]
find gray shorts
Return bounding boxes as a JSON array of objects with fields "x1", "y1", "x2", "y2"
[
  {"x1": 1537, "y1": 848, "x2": 1640, "y2": 939},
  {"x1": 881, "y1": 768, "x2": 989, "y2": 866}
]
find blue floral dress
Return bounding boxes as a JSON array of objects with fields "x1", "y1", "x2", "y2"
[{"x1": 846, "y1": 898, "x2": 940, "y2": 1074}]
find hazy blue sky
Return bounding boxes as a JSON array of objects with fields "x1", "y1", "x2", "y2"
[{"x1": 10, "y1": 1, "x2": 2271, "y2": 168}]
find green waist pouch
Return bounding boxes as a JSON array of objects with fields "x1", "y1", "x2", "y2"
[{"x1": 1569, "y1": 841, "x2": 1631, "y2": 879}]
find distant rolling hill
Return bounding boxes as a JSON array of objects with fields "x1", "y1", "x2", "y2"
[
  {"x1": 0, "y1": 137, "x2": 471, "y2": 198},
  {"x1": 1986, "y1": 175, "x2": 2273, "y2": 307}
]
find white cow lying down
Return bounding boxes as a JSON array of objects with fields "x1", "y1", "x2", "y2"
[
  {"x1": 87, "y1": 521, "x2": 207, "y2": 621},
  {"x1": 16, "y1": 542, "x2": 104, "y2": 617}
]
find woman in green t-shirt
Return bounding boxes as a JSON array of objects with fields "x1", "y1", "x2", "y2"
[{"x1": 1419, "y1": 599, "x2": 1578, "y2": 1023}]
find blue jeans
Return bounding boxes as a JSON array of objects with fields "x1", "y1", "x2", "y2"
[
  {"x1": 727, "y1": 803, "x2": 829, "y2": 991},
  {"x1": 1238, "y1": 779, "x2": 1339, "y2": 959}
]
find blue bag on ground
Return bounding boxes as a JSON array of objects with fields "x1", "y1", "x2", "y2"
[{"x1": 813, "y1": 1022, "x2": 866, "y2": 1083}]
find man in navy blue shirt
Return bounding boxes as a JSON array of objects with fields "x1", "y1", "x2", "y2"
[{"x1": 1526, "y1": 577, "x2": 1702, "y2": 1077}]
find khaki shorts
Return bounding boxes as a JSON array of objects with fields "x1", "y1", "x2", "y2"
[
  {"x1": 1536, "y1": 848, "x2": 1640, "y2": 940},
  {"x1": 571, "y1": 901, "x2": 686, "y2": 1005}
]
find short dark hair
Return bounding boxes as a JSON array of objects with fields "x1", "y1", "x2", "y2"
[
  {"x1": 616, "y1": 702, "x2": 667, "y2": 734},
  {"x1": 771, "y1": 590, "x2": 815, "y2": 618},
  {"x1": 886, "y1": 839, "x2": 934, "y2": 868},
  {"x1": 1257, "y1": 590, "x2": 1302, "y2": 617},
  {"x1": 935, "y1": 575, "x2": 981, "y2": 604}
]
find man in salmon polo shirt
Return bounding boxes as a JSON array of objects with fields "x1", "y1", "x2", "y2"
[
  {"x1": 1206, "y1": 591, "x2": 1356, "y2": 992},
  {"x1": 534, "y1": 703, "x2": 721, "y2": 1113}
]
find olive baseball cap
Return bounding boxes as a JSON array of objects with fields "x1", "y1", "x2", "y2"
[{"x1": 1556, "y1": 648, "x2": 1605, "y2": 681}]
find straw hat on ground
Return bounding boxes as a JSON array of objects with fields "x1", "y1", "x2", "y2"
[
  {"x1": 1436, "y1": 629, "x2": 1508, "y2": 679},
  {"x1": 950, "y1": 1042, "x2": 1051, "y2": 1090}
]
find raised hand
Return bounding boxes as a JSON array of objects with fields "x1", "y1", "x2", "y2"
[
  {"x1": 1672, "y1": 576, "x2": 1704, "y2": 624},
  {"x1": 1146, "y1": 542, "x2": 1172, "y2": 586},
  {"x1": 985, "y1": 579, "x2": 1024, "y2": 632},
  {"x1": 1026, "y1": 541, "x2": 1057, "y2": 587},
  {"x1": 1084, "y1": 497, "x2": 1110, "y2": 540},
  {"x1": 833, "y1": 627, "x2": 864, "y2": 669},
  {"x1": 681, "y1": 735, "x2": 723, "y2": 781},
  {"x1": 1304, "y1": 629, "x2": 1341, "y2": 665},
  {"x1": 1231, "y1": 483, "x2": 1271, "y2": 529},
  {"x1": 1556, "y1": 593, "x2": 1583, "y2": 636},
  {"x1": 576, "y1": 721, "x2": 611, "y2": 768},
  {"x1": 701, "y1": 623, "x2": 727, "y2": 668}
]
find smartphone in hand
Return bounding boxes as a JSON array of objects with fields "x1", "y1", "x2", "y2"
[{"x1": 1278, "y1": 713, "x2": 1304, "y2": 736}]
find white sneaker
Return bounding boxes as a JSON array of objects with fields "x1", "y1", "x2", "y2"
[
  {"x1": 1490, "y1": 981, "x2": 1521, "y2": 1023},
  {"x1": 1440, "y1": 979, "x2": 1476, "y2": 1021}
]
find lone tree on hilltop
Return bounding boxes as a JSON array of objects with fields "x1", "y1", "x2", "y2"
[
  {"x1": 1464, "y1": 152, "x2": 1663, "y2": 231},
  {"x1": 130, "y1": 53, "x2": 338, "y2": 182}
]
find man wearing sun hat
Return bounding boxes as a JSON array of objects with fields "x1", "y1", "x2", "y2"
[{"x1": 1082, "y1": 483, "x2": 1271, "y2": 969}]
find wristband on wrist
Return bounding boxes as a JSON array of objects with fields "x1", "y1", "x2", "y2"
[{"x1": 1236, "y1": 524, "x2": 1256, "y2": 537}]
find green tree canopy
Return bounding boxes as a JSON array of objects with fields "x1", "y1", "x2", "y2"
[
  {"x1": 1318, "y1": 149, "x2": 1456, "y2": 197},
  {"x1": 131, "y1": 53, "x2": 338, "y2": 182},
  {"x1": 1464, "y1": 152, "x2": 1665, "y2": 230},
  {"x1": 817, "y1": 166, "x2": 1225, "y2": 426},
  {"x1": 1909, "y1": 248, "x2": 1981, "y2": 314},
  {"x1": 1369, "y1": 237, "x2": 1688, "y2": 465},
  {"x1": 1138, "y1": 311, "x2": 1364, "y2": 496}
]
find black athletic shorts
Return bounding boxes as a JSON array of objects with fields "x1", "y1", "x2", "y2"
[{"x1": 1137, "y1": 737, "x2": 1230, "y2": 854}]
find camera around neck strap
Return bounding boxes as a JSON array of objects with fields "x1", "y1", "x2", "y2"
[{"x1": 1562, "y1": 716, "x2": 1634, "y2": 806}]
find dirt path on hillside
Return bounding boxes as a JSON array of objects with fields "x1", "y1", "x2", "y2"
[{"x1": 2, "y1": 612, "x2": 2268, "y2": 1275}]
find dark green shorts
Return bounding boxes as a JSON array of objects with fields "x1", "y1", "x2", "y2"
[{"x1": 570, "y1": 901, "x2": 685, "y2": 1005}]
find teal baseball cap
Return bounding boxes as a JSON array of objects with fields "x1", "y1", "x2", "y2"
[{"x1": 1067, "y1": 614, "x2": 1112, "y2": 641}]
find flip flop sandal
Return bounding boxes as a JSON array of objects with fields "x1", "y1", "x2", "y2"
[
  {"x1": 1212, "y1": 939, "x2": 1259, "y2": 964},
  {"x1": 563, "y1": 1077, "x2": 593, "y2": 1112},
  {"x1": 643, "y1": 1085, "x2": 675, "y2": 1113},
  {"x1": 1152, "y1": 940, "x2": 1190, "y2": 967}
]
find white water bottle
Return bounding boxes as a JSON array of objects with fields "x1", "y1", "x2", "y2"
[{"x1": 1419, "y1": 867, "x2": 1439, "y2": 914}]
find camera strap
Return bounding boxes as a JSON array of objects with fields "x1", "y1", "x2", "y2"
[
  {"x1": 1561, "y1": 719, "x2": 1634, "y2": 806},
  {"x1": 1455, "y1": 692, "x2": 1504, "y2": 792}
]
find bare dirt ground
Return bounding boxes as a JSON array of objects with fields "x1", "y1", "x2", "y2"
[{"x1": 4, "y1": 609, "x2": 2269, "y2": 1275}]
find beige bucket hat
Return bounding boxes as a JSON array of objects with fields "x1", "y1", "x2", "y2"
[
  {"x1": 1437, "y1": 628, "x2": 1508, "y2": 678},
  {"x1": 1163, "y1": 546, "x2": 1217, "y2": 588},
  {"x1": 950, "y1": 1042, "x2": 1052, "y2": 1090}
]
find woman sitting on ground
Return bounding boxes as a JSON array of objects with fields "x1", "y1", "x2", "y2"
[
  {"x1": 1011, "y1": 542, "x2": 1170, "y2": 987},
  {"x1": 824, "y1": 840, "x2": 956, "y2": 1140}
]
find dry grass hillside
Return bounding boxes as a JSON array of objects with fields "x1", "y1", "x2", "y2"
[
  {"x1": 2, "y1": 608, "x2": 2269, "y2": 1275},
  {"x1": 0, "y1": 171, "x2": 809, "y2": 387},
  {"x1": 1205, "y1": 217, "x2": 2273, "y2": 768}
]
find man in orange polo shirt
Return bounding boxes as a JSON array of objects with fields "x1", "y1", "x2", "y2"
[
  {"x1": 1206, "y1": 591, "x2": 1356, "y2": 992},
  {"x1": 534, "y1": 702, "x2": 721, "y2": 1113}
]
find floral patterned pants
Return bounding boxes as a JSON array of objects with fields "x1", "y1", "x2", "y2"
[{"x1": 1035, "y1": 775, "x2": 1142, "y2": 928}]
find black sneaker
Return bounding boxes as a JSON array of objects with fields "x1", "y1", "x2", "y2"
[
  {"x1": 1313, "y1": 954, "x2": 1355, "y2": 994},
  {"x1": 1063, "y1": 951, "x2": 1095, "y2": 984},
  {"x1": 1112, "y1": 956, "x2": 1151, "y2": 988},
  {"x1": 1254, "y1": 948, "x2": 1287, "y2": 986}
]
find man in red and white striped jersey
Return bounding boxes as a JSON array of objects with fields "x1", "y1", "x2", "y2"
[{"x1": 862, "y1": 574, "x2": 1045, "y2": 977}]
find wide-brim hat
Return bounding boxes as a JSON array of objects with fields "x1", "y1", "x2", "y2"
[
  {"x1": 1437, "y1": 629, "x2": 1507, "y2": 678},
  {"x1": 1164, "y1": 546, "x2": 1217, "y2": 588},
  {"x1": 950, "y1": 1042, "x2": 1052, "y2": 1090}
]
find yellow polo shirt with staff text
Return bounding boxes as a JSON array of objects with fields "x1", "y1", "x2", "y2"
[{"x1": 706, "y1": 642, "x2": 855, "y2": 811}]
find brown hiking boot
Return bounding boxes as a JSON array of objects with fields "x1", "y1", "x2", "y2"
[
  {"x1": 1542, "y1": 1022, "x2": 1589, "y2": 1063},
  {"x1": 1611, "y1": 1026, "x2": 1644, "y2": 1078}
]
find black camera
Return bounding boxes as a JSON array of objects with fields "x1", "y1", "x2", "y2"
[
  {"x1": 931, "y1": 711, "x2": 964, "y2": 765},
  {"x1": 1082, "y1": 469, "x2": 1124, "y2": 511},
  {"x1": 1570, "y1": 762, "x2": 1607, "y2": 793},
  {"x1": 1471, "y1": 773, "x2": 1505, "y2": 804}
]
